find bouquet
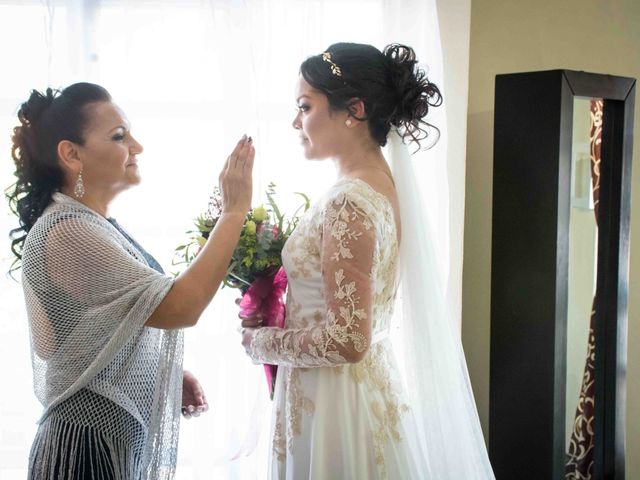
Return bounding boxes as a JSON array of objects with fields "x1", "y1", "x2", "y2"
[{"x1": 174, "y1": 183, "x2": 310, "y2": 398}]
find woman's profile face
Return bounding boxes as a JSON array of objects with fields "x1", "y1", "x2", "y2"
[
  {"x1": 292, "y1": 76, "x2": 349, "y2": 160},
  {"x1": 76, "y1": 101, "x2": 144, "y2": 195}
]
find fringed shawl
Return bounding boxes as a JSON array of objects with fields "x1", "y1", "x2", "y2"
[{"x1": 22, "y1": 193, "x2": 183, "y2": 479}]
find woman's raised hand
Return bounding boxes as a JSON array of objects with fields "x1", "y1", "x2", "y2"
[
  {"x1": 145, "y1": 135, "x2": 254, "y2": 330},
  {"x1": 219, "y1": 135, "x2": 254, "y2": 216}
]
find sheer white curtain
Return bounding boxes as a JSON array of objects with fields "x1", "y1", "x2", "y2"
[{"x1": 0, "y1": 1, "x2": 450, "y2": 478}]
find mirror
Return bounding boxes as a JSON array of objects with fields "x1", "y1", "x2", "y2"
[
  {"x1": 565, "y1": 97, "x2": 600, "y2": 476},
  {"x1": 490, "y1": 70, "x2": 635, "y2": 480}
]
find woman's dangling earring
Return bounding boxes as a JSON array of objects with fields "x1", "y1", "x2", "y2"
[
  {"x1": 74, "y1": 171, "x2": 85, "y2": 198},
  {"x1": 345, "y1": 118, "x2": 352, "y2": 127}
]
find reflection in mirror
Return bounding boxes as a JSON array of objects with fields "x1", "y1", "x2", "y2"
[{"x1": 565, "y1": 97, "x2": 602, "y2": 478}]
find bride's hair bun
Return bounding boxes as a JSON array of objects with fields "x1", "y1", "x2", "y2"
[
  {"x1": 383, "y1": 44, "x2": 442, "y2": 146},
  {"x1": 299, "y1": 42, "x2": 442, "y2": 148}
]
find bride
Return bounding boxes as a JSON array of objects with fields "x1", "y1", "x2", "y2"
[{"x1": 240, "y1": 42, "x2": 494, "y2": 479}]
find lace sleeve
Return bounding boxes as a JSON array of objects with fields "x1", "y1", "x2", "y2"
[{"x1": 247, "y1": 191, "x2": 376, "y2": 367}]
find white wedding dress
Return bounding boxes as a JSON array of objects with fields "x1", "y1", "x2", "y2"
[{"x1": 248, "y1": 178, "x2": 428, "y2": 479}]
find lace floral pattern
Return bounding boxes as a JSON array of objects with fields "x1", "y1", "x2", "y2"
[
  {"x1": 249, "y1": 189, "x2": 377, "y2": 367},
  {"x1": 271, "y1": 367, "x2": 316, "y2": 459},
  {"x1": 351, "y1": 344, "x2": 410, "y2": 479},
  {"x1": 284, "y1": 220, "x2": 321, "y2": 280},
  {"x1": 272, "y1": 409, "x2": 286, "y2": 462},
  {"x1": 251, "y1": 180, "x2": 408, "y2": 477}
]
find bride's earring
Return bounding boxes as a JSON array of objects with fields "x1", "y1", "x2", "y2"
[
  {"x1": 345, "y1": 118, "x2": 352, "y2": 127},
  {"x1": 74, "y1": 171, "x2": 85, "y2": 198}
]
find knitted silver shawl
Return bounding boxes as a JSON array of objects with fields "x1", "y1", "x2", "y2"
[{"x1": 22, "y1": 193, "x2": 183, "y2": 479}]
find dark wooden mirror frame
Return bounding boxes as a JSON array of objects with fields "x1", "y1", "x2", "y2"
[{"x1": 489, "y1": 70, "x2": 635, "y2": 479}]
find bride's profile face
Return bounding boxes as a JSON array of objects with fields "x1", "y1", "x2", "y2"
[{"x1": 292, "y1": 76, "x2": 349, "y2": 160}]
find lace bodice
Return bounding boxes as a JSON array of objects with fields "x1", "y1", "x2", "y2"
[{"x1": 248, "y1": 178, "x2": 399, "y2": 367}]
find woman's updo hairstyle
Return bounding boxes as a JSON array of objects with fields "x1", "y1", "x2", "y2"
[
  {"x1": 300, "y1": 42, "x2": 442, "y2": 147},
  {"x1": 7, "y1": 82, "x2": 111, "y2": 264}
]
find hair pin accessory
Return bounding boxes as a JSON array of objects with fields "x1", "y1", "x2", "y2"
[{"x1": 322, "y1": 52, "x2": 342, "y2": 77}]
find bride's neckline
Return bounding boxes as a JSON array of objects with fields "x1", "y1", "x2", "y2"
[
  {"x1": 334, "y1": 177, "x2": 395, "y2": 212},
  {"x1": 334, "y1": 177, "x2": 401, "y2": 242}
]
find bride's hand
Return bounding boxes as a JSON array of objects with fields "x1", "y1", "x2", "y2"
[
  {"x1": 239, "y1": 314, "x2": 263, "y2": 329},
  {"x1": 237, "y1": 297, "x2": 262, "y2": 355},
  {"x1": 236, "y1": 297, "x2": 263, "y2": 328},
  {"x1": 219, "y1": 135, "x2": 254, "y2": 216},
  {"x1": 240, "y1": 327, "x2": 256, "y2": 354},
  {"x1": 239, "y1": 314, "x2": 262, "y2": 355}
]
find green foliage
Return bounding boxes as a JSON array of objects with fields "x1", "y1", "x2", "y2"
[{"x1": 172, "y1": 183, "x2": 310, "y2": 290}]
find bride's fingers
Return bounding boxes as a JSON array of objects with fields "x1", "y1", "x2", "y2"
[{"x1": 240, "y1": 317, "x2": 262, "y2": 328}]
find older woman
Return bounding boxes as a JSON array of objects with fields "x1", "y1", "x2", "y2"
[{"x1": 8, "y1": 82, "x2": 253, "y2": 479}]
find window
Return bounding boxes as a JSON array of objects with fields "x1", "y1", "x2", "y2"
[{"x1": 0, "y1": 1, "x2": 447, "y2": 478}]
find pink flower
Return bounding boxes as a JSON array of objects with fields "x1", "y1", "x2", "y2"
[{"x1": 239, "y1": 267, "x2": 287, "y2": 399}]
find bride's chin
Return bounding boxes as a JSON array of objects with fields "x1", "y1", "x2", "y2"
[{"x1": 301, "y1": 146, "x2": 327, "y2": 162}]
